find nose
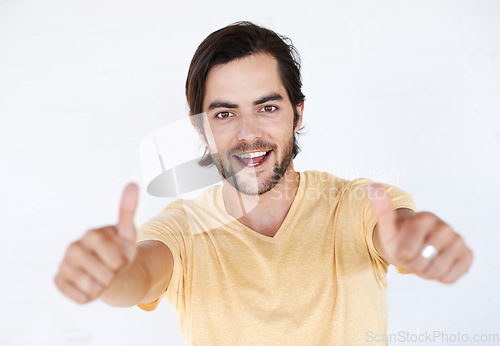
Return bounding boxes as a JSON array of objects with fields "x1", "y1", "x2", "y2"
[{"x1": 236, "y1": 114, "x2": 262, "y2": 142}]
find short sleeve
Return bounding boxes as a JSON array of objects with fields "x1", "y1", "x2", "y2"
[{"x1": 135, "y1": 202, "x2": 188, "y2": 312}]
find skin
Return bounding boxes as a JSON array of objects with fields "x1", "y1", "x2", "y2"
[
  {"x1": 192, "y1": 52, "x2": 304, "y2": 236},
  {"x1": 54, "y1": 184, "x2": 174, "y2": 306},
  {"x1": 55, "y1": 52, "x2": 472, "y2": 307},
  {"x1": 370, "y1": 185, "x2": 473, "y2": 284}
]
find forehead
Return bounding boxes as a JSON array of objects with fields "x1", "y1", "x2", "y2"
[{"x1": 203, "y1": 53, "x2": 289, "y2": 109}]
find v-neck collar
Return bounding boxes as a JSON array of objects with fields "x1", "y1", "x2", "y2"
[{"x1": 213, "y1": 172, "x2": 306, "y2": 243}]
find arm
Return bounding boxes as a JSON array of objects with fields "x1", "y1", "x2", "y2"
[
  {"x1": 370, "y1": 184, "x2": 473, "y2": 284},
  {"x1": 55, "y1": 184, "x2": 175, "y2": 307},
  {"x1": 100, "y1": 240, "x2": 174, "y2": 307},
  {"x1": 373, "y1": 207, "x2": 415, "y2": 268}
]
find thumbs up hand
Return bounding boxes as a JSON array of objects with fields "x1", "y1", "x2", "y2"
[
  {"x1": 55, "y1": 183, "x2": 139, "y2": 304},
  {"x1": 368, "y1": 183, "x2": 473, "y2": 284}
]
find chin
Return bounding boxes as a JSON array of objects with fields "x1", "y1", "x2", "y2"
[{"x1": 234, "y1": 169, "x2": 284, "y2": 195}]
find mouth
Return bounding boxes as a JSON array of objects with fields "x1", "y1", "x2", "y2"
[{"x1": 233, "y1": 150, "x2": 273, "y2": 169}]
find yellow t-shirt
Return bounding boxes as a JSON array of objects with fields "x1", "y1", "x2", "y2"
[{"x1": 136, "y1": 171, "x2": 417, "y2": 345}]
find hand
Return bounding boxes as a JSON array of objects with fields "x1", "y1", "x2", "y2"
[
  {"x1": 369, "y1": 183, "x2": 473, "y2": 284},
  {"x1": 54, "y1": 183, "x2": 139, "y2": 303}
]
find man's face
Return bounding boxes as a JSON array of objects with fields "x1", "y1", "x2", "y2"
[{"x1": 198, "y1": 52, "x2": 303, "y2": 195}]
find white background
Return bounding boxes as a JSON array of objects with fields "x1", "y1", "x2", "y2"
[{"x1": 1, "y1": 0, "x2": 499, "y2": 345}]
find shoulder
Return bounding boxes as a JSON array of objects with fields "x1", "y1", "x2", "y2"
[
  {"x1": 153, "y1": 184, "x2": 221, "y2": 217},
  {"x1": 299, "y1": 173, "x2": 410, "y2": 209},
  {"x1": 301, "y1": 171, "x2": 374, "y2": 198},
  {"x1": 302, "y1": 170, "x2": 350, "y2": 190},
  {"x1": 341, "y1": 177, "x2": 375, "y2": 200},
  {"x1": 140, "y1": 199, "x2": 188, "y2": 231},
  {"x1": 336, "y1": 177, "x2": 416, "y2": 218}
]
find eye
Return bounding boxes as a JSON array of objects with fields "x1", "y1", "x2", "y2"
[
  {"x1": 260, "y1": 105, "x2": 278, "y2": 113},
  {"x1": 215, "y1": 111, "x2": 235, "y2": 119}
]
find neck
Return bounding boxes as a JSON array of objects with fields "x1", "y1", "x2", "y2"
[{"x1": 221, "y1": 164, "x2": 300, "y2": 235}]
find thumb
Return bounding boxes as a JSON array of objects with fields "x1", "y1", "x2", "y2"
[
  {"x1": 117, "y1": 183, "x2": 139, "y2": 260},
  {"x1": 368, "y1": 183, "x2": 399, "y2": 245}
]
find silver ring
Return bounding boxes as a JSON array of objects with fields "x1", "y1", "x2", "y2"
[{"x1": 420, "y1": 243, "x2": 438, "y2": 260}]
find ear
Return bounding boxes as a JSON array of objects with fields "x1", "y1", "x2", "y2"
[
  {"x1": 293, "y1": 102, "x2": 304, "y2": 133},
  {"x1": 189, "y1": 112, "x2": 208, "y2": 146}
]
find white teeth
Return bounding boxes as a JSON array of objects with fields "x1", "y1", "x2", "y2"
[{"x1": 237, "y1": 151, "x2": 267, "y2": 159}]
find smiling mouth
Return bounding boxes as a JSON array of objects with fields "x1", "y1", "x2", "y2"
[{"x1": 234, "y1": 150, "x2": 272, "y2": 167}]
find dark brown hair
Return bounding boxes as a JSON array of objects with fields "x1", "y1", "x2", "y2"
[{"x1": 186, "y1": 21, "x2": 305, "y2": 166}]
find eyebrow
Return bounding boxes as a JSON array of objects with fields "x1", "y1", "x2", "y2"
[
  {"x1": 207, "y1": 101, "x2": 238, "y2": 111},
  {"x1": 254, "y1": 92, "x2": 283, "y2": 105},
  {"x1": 207, "y1": 92, "x2": 284, "y2": 111}
]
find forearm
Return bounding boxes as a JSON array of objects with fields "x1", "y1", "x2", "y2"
[
  {"x1": 373, "y1": 207, "x2": 416, "y2": 267},
  {"x1": 99, "y1": 252, "x2": 151, "y2": 307}
]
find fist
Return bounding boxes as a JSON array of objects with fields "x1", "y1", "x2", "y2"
[
  {"x1": 54, "y1": 183, "x2": 139, "y2": 303},
  {"x1": 369, "y1": 183, "x2": 473, "y2": 284}
]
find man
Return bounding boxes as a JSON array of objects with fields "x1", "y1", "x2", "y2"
[{"x1": 55, "y1": 22, "x2": 473, "y2": 344}]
